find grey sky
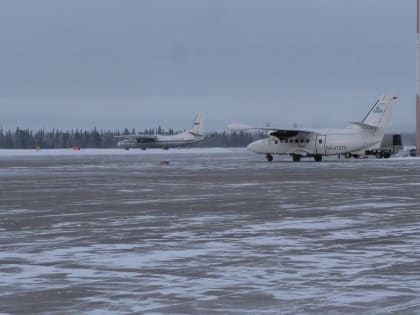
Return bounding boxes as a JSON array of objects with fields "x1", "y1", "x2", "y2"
[{"x1": 0, "y1": 0, "x2": 415, "y2": 131}]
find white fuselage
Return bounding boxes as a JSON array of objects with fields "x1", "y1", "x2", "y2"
[
  {"x1": 245, "y1": 95, "x2": 397, "y2": 161},
  {"x1": 248, "y1": 125, "x2": 383, "y2": 157},
  {"x1": 117, "y1": 131, "x2": 204, "y2": 149}
]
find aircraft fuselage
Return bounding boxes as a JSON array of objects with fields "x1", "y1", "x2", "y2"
[
  {"x1": 248, "y1": 127, "x2": 383, "y2": 157},
  {"x1": 117, "y1": 132, "x2": 204, "y2": 149}
]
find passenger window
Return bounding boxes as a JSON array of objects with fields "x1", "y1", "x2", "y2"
[
  {"x1": 300, "y1": 139, "x2": 304, "y2": 143},
  {"x1": 319, "y1": 139, "x2": 323, "y2": 144},
  {"x1": 306, "y1": 139, "x2": 310, "y2": 143},
  {"x1": 295, "y1": 139, "x2": 299, "y2": 143}
]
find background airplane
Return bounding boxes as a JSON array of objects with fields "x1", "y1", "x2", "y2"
[
  {"x1": 230, "y1": 95, "x2": 397, "y2": 162},
  {"x1": 117, "y1": 113, "x2": 204, "y2": 150}
]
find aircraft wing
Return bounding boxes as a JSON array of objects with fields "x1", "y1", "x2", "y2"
[
  {"x1": 268, "y1": 128, "x2": 320, "y2": 139},
  {"x1": 115, "y1": 134, "x2": 158, "y2": 140},
  {"x1": 227, "y1": 124, "x2": 321, "y2": 138}
]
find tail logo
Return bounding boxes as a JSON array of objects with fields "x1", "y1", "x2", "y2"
[{"x1": 373, "y1": 107, "x2": 385, "y2": 114}]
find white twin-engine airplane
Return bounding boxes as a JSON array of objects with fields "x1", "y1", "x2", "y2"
[
  {"x1": 117, "y1": 113, "x2": 204, "y2": 150},
  {"x1": 244, "y1": 95, "x2": 398, "y2": 162}
]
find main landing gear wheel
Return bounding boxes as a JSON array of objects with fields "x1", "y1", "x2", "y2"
[
  {"x1": 292, "y1": 155, "x2": 301, "y2": 162},
  {"x1": 314, "y1": 155, "x2": 322, "y2": 162},
  {"x1": 266, "y1": 154, "x2": 273, "y2": 162}
]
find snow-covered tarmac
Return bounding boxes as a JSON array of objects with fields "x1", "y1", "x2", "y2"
[{"x1": 1, "y1": 148, "x2": 420, "y2": 314}]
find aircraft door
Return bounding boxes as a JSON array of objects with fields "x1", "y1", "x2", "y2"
[{"x1": 315, "y1": 136, "x2": 326, "y2": 155}]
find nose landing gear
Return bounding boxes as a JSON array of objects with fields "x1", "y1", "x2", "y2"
[
  {"x1": 266, "y1": 154, "x2": 274, "y2": 162},
  {"x1": 314, "y1": 155, "x2": 323, "y2": 162}
]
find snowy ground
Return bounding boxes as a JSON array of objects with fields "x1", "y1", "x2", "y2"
[
  {"x1": 1, "y1": 149, "x2": 420, "y2": 314},
  {"x1": 0, "y1": 147, "x2": 238, "y2": 157}
]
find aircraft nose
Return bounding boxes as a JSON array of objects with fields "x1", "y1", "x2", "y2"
[
  {"x1": 247, "y1": 140, "x2": 263, "y2": 153},
  {"x1": 117, "y1": 140, "x2": 128, "y2": 148}
]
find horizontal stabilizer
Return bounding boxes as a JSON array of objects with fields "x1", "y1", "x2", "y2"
[{"x1": 349, "y1": 122, "x2": 379, "y2": 130}]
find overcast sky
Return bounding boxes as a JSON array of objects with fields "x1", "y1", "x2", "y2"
[{"x1": 0, "y1": 0, "x2": 416, "y2": 131}]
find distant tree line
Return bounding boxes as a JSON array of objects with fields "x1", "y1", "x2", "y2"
[
  {"x1": 0, "y1": 127, "x2": 415, "y2": 149},
  {"x1": 196, "y1": 131, "x2": 264, "y2": 148},
  {"x1": 0, "y1": 127, "x2": 265, "y2": 149}
]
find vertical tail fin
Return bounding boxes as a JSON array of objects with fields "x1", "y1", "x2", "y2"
[
  {"x1": 190, "y1": 113, "x2": 204, "y2": 135},
  {"x1": 361, "y1": 95, "x2": 398, "y2": 129}
]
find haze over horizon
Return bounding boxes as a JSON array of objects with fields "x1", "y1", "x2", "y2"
[{"x1": 0, "y1": 0, "x2": 416, "y2": 132}]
